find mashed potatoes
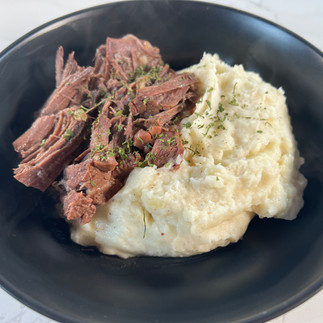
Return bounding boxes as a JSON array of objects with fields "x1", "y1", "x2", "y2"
[{"x1": 71, "y1": 54, "x2": 307, "y2": 258}]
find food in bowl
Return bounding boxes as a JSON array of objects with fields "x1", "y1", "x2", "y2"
[
  {"x1": 12, "y1": 35, "x2": 307, "y2": 258},
  {"x1": 13, "y1": 34, "x2": 198, "y2": 224}
]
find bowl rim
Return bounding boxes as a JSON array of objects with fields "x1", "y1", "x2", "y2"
[
  {"x1": 0, "y1": 1, "x2": 322, "y2": 322},
  {"x1": 0, "y1": 0, "x2": 322, "y2": 60}
]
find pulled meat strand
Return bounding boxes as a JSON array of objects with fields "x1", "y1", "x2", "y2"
[{"x1": 12, "y1": 34, "x2": 198, "y2": 223}]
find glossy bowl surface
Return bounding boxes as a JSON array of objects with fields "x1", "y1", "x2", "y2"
[{"x1": 0, "y1": 1, "x2": 322, "y2": 322}]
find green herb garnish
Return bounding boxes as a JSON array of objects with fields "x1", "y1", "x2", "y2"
[
  {"x1": 64, "y1": 129, "x2": 74, "y2": 141},
  {"x1": 116, "y1": 147, "x2": 127, "y2": 160},
  {"x1": 229, "y1": 82, "x2": 239, "y2": 106},
  {"x1": 183, "y1": 121, "x2": 192, "y2": 128},
  {"x1": 142, "y1": 209, "x2": 147, "y2": 238},
  {"x1": 73, "y1": 109, "x2": 87, "y2": 122},
  {"x1": 143, "y1": 97, "x2": 150, "y2": 105}
]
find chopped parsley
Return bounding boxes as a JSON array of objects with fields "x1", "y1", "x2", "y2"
[
  {"x1": 91, "y1": 143, "x2": 105, "y2": 158},
  {"x1": 148, "y1": 66, "x2": 161, "y2": 82},
  {"x1": 127, "y1": 66, "x2": 146, "y2": 82},
  {"x1": 73, "y1": 109, "x2": 87, "y2": 122},
  {"x1": 116, "y1": 147, "x2": 127, "y2": 160},
  {"x1": 229, "y1": 82, "x2": 240, "y2": 106},
  {"x1": 143, "y1": 97, "x2": 150, "y2": 105},
  {"x1": 127, "y1": 65, "x2": 162, "y2": 84},
  {"x1": 167, "y1": 137, "x2": 176, "y2": 146},
  {"x1": 203, "y1": 122, "x2": 215, "y2": 137},
  {"x1": 185, "y1": 143, "x2": 201, "y2": 157},
  {"x1": 99, "y1": 149, "x2": 116, "y2": 161},
  {"x1": 116, "y1": 124, "x2": 123, "y2": 132},
  {"x1": 136, "y1": 152, "x2": 156, "y2": 168},
  {"x1": 218, "y1": 103, "x2": 224, "y2": 112},
  {"x1": 122, "y1": 139, "x2": 133, "y2": 152},
  {"x1": 121, "y1": 81, "x2": 133, "y2": 94},
  {"x1": 80, "y1": 105, "x2": 89, "y2": 112},
  {"x1": 64, "y1": 129, "x2": 74, "y2": 141},
  {"x1": 137, "y1": 137, "x2": 145, "y2": 144},
  {"x1": 172, "y1": 115, "x2": 181, "y2": 124},
  {"x1": 142, "y1": 209, "x2": 147, "y2": 238}
]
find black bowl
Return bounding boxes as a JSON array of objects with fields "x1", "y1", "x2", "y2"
[{"x1": 0, "y1": 1, "x2": 322, "y2": 322}]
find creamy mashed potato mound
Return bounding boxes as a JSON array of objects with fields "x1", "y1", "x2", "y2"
[{"x1": 71, "y1": 54, "x2": 307, "y2": 258}]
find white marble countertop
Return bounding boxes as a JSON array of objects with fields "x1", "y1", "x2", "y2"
[{"x1": 0, "y1": 0, "x2": 322, "y2": 322}]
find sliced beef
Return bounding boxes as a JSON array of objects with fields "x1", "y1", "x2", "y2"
[
  {"x1": 55, "y1": 46, "x2": 65, "y2": 87},
  {"x1": 134, "y1": 103, "x2": 185, "y2": 131},
  {"x1": 124, "y1": 114, "x2": 134, "y2": 138},
  {"x1": 150, "y1": 130, "x2": 184, "y2": 167},
  {"x1": 112, "y1": 152, "x2": 140, "y2": 183},
  {"x1": 129, "y1": 73, "x2": 197, "y2": 117},
  {"x1": 93, "y1": 44, "x2": 107, "y2": 76},
  {"x1": 62, "y1": 53, "x2": 80, "y2": 85},
  {"x1": 84, "y1": 164, "x2": 117, "y2": 205},
  {"x1": 90, "y1": 105, "x2": 118, "y2": 172},
  {"x1": 14, "y1": 107, "x2": 88, "y2": 191},
  {"x1": 105, "y1": 34, "x2": 162, "y2": 80},
  {"x1": 134, "y1": 129, "x2": 152, "y2": 150},
  {"x1": 62, "y1": 159, "x2": 92, "y2": 192},
  {"x1": 60, "y1": 158, "x2": 123, "y2": 224},
  {"x1": 63, "y1": 159, "x2": 116, "y2": 205},
  {"x1": 63, "y1": 191, "x2": 96, "y2": 224},
  {"x1": 13, "y1": 34, "x2": 198, "y2": 224},
  {"x1": 138, "y1": 73, "x2": 196, "y2": 99},
  {"x1": 41, "y1": 67, "x2": 93, "y2": 116},
  {"x1": 13, "y1": 114, "x2": 56, "y2": 158},
  {"x1": 56, "y1": 46, "x2": 86, "y2": 88}
]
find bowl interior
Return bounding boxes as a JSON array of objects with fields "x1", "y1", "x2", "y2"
[{"x1": 0, "y1": 1, "x2": 322, "y2": 322}]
